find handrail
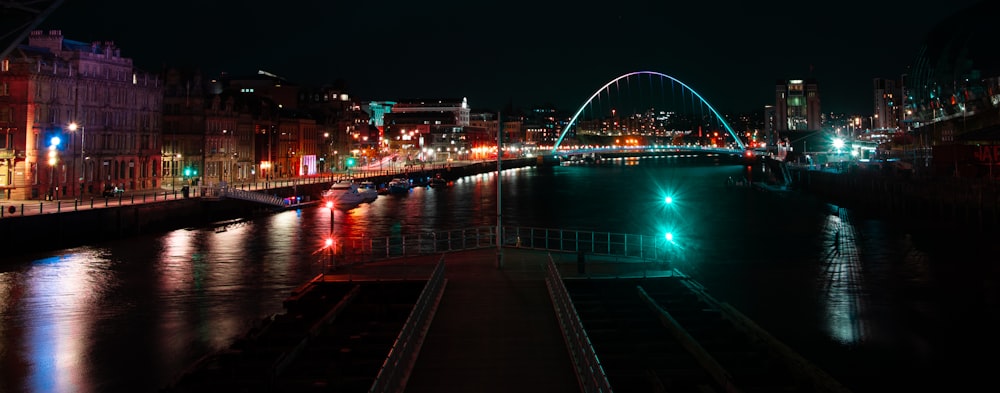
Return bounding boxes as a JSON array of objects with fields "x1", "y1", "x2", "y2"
[
  {"x1": 368, "y1": 254, "x2": 448, "y2": 393},
  {"x1": 221, "y1": 188, "x2": 286, "y2": 207},
  {"x1": 335, "y1": 226, "x2": 667, "y2": 265},
  {"x1": 545, "y1": 253, "x2": 614, "y2": 393}
]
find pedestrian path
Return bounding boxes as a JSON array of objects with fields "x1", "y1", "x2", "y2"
[
  {"x1": 400, "y1": 248, "x2": 579, "y2": 393},
  {"x1": 164, "y1": 247, "x2": 851, "y2": 393}
]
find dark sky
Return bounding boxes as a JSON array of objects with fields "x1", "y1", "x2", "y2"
[{"x1": 39, "y1": 0, "x2": 984, "y2": 115}]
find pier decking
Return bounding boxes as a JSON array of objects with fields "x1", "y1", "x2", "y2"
[{"x1": 164, "y1": 248, "x2": 850, "y2": 393}]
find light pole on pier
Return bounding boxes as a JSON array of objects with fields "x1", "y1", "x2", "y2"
[
  {"x1": 325, "y1": 200, "x2": 335, "y2": 274},
  {"x1": 68, "y1": 122, "x2": 84, "y2": 198}
]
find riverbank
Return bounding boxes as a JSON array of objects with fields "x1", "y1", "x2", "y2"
[{"x1": 1, "y1": 157, "x2": 546, "y2": 258}]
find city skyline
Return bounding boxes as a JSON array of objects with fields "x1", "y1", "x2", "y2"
[{"x1": 40, "y1": 0, "x2": 985, "y2": 114}]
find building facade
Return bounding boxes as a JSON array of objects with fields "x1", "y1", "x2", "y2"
[
  {"x1": 774, "y1": 79, "x2": 820, "y2": 132},
  {"x1": 0, "y1": 30, "x2": 162, "y2": 200},
  {"x1": 873, "y1": 77, "x2": 900, "y2": 130}
]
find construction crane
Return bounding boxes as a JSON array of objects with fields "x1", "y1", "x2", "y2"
[{"x1": 0, "y1": 0, "x2": 66, "y2": 60}]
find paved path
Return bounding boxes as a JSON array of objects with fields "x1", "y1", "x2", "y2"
[
  {"x1": 404, "y1": 249, "x2": 579, "y2": 393},
  {"x1": 327, "y1": 248, "x2": 583, "y2": 393}
]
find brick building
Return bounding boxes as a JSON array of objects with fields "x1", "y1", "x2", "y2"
[{"x1": 0, "y1": 30, "x2": 162, "y2": 200}]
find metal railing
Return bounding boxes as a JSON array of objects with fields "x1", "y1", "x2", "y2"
[
  {"x1": 369, "y1": 255, "x2": 447, "y2": 393},
  {"x1": 546, "y1": 253, "x2": 614, "y2": 393},
  {"x1": 220, "y1": 188, "x2": 286, "y2": 207},
  {"x1": 336, "y1": 226, "x2": 666, "y2": 264}
]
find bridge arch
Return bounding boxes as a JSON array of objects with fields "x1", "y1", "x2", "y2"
[{"x1": 551, "y1": 71, "x2": 745, "y2": 153}]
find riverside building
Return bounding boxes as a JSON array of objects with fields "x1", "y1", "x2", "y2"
[{"x1": 0, "y1": 29, "x2": 162, "y2": 200}]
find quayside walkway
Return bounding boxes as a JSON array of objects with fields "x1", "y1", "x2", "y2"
[
  {"x1": 400, "y1": 248, "x2": 579, "y2": 393},
  {"x1": 165, "y1": 245, "x2": 852, "y2": 393}
]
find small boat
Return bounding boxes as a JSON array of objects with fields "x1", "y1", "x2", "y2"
[
  {"x1": 429, "y1": 173, "x2": 449, "y2": 188},
  {"x1": 387, "y1": 178, "x2": 411, "y2": 194},
  {"x1": 322, "y1": 180, "x2": 370, "y2": 207},
  {"x1": 359, "y1": 181, "x2": 379, "y2": 202}
]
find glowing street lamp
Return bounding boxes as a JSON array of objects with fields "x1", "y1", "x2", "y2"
[
  {"x1": 663, "y1": 192, "x2": 679, "y2": 270},
  {"x1": 68, "y1": 122, "x2": 84, "y2": 197},
  {"x1": 832, "y1": 137, "x2": 845, "y2": 152},
  {"x1": 42, "y1": 135, "x2": 62, "y2": 200}
]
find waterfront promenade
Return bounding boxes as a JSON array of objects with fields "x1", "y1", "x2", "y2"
[
  {"x1": 0, "y1": 160, "x2": 477, "y2": 218},
  {"x1": 167, "y1": 245, "x2": 852, "y2": 393}
]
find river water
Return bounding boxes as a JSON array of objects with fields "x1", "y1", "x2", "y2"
[{"x1": 1, "y1": 156, "x2": 997, "y2": 392}]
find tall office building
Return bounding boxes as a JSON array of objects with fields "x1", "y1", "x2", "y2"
[
  {"x1": 873, "y1": 78, "x2": 900, "y2": 130},
  {"x1": 774, "y1": 79, "x2": 821, "y2": 132},
  {"x1": 763, "y1": 105, "x2": 776, "y2": 147}
]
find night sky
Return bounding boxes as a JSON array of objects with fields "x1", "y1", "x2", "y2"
[{"x1": 39, "y1": 0, "x2": 984, "y2": 115}]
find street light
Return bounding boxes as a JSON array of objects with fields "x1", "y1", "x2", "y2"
[
  {"x1": 662, "y1": 193, "x2": 678, "y2": 272},
  {"x1": 326, "y1": 200, "x2": 335, "y2": 272},
  {"x1": 173, "y1": 154, "x2": 182, "y2": 192},
  {"x1": 47, "y1": 136, "x2": 60, "y2": 200},
  {"x1": 68, "y1": 122, "x2": 84, "y2": 198}
]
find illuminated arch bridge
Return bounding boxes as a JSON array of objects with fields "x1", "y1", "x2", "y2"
[{"x1": 550, "y1": 71, "x2": 747, "y2": 155}]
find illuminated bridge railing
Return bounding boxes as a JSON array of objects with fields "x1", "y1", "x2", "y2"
[
  {"x1": 553, "y1": 145, "x2": 741, "y2": 156},
  {"x1": 335, "y1": 226, "x2": 667, "y2": 263}
]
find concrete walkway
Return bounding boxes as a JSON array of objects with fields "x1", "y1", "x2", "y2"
[{"x1": 398, "y1": 248, "x2": 580, "y2": 393}]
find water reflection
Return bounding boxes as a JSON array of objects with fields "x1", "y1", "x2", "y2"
[
  {"x1": 818, "y1": 206, "x2": 868, "y2": 345},
  {"x1": 27, "y1": 253, "x2": 99, "y2": 393},
  {"x1": 2, "y1": 158, "x2": 998, "y2": 392}
]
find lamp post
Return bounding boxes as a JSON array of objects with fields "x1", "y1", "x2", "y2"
[
  {"x1": 325, "y1": 200, "x2": 335, "y2": 273},
  {"x1": 261, "y1": 161, "x2": 271, "y2": 189},
  {"x1": 172, "y1": 154, "x2": 182, "y2": 193},
  {"x1": 46, "y1": 136, "x2": 59, "y2": 200},
  {"x1": 68, "y1": 122, "x2": 84, "y2": 198},
  {"x1": 663, "y1": 194, "x2": 676, "y2": 273}
]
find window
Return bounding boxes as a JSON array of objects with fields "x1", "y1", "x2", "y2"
[
  {"x1": 1, "y1": 59, "x2": 8, "y2": 72},
  {"x1": 0, "y1": 82, "x2": 7, "y2": 96}
]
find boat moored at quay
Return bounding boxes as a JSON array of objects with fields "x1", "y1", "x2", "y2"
[
  {"x1": 386, "y1": 178, "x2": 411, "y2": 194},
  {"x1": 321, "y1": 179, "x2": 377, "y2": 208}
]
